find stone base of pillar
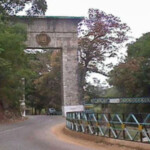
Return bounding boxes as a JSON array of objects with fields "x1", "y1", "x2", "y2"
[
  {"x1": 22, "y1": 110, "x2": 26, "y2": 117},
  {"x1": 62, "y1": 105, "x2": 84, "y2": 117}
]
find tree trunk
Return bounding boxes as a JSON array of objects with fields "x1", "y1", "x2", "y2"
[{"x1": 35, "y1": 108, "x2": 37, "y2": 115}]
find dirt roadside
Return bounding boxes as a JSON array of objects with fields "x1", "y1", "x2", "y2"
[
  {"x1": 51, "y1": 124, "x2": 150, "y2": 150},
  {"x1": 0, "y1": 116, "x2": 28, "y2": 124}
]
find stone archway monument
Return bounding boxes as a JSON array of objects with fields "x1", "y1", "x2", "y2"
[{"x1": 17, "y1": 16, "x2": 84, "y2": 116}]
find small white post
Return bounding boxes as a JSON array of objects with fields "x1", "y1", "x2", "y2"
[{"x1": 20, "y1": 78, "x2": 26, "y2": 117}]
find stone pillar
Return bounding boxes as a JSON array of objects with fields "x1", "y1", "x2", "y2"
[{"x1": 61, "y1": 37, "x2": 84, "y2": 116}]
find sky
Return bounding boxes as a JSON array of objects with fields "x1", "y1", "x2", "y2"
[{"x1": 45, "y1": 0, "x2": 150, "y2": 86}]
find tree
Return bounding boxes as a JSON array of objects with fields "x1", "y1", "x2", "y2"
[
  {"x1": 0, "y1": 0, "x2": 47, "y2": 16},
  {"x1": 108, "y1": 33, "x2": 150, "y2": 113},
  {"x1": 109, "y1": 33, "x2": 150, "y2": 97},
  {"x1": 127, "y1": 32, "x2": 150, "y2": 58},
  {"x1": 0, "y1": 0, "x2": 47, "y2": 118},
  {"x1": 0, "y1": 21, "x2": 35, "y2": 111},
  {"x1": 109, "y1": 58, "x2": 145, "y2": 97},
  {"x1": 84, "y1": 82, "x2": 106, "y2": 102},
  {"x1": 78, "y1": 9, "x2": 130, "y2": 97}
]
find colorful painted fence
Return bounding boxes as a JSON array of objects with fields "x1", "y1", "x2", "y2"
[{"x1": 66, "y1": 112, "x2": 150, "y2": 143}]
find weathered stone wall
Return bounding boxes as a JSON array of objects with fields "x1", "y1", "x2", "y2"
[{"x1": 16, "y1": 16, "x2": 83, "y2": 111}]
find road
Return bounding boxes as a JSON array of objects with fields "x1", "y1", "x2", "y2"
[{"x1": 0, "y1": 115, "x2": 92, "y2": 150}]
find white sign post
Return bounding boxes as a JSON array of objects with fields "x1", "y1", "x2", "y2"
[{"x1": 63, "y1": 105, "x2": 84, "y2": 117}]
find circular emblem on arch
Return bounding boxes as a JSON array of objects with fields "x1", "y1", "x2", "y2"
[{"x1": 36, "y1": 31, "x2": 51, "y2": 47}]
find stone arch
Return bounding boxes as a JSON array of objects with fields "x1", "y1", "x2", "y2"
[{"x1": 15, "y1": 16, "x2": 84, "y2": 115}]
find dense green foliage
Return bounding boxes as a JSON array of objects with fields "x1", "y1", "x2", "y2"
[
  {"x1": 127, "y1": 32, "x2": 150, "y2": 58},
  {"x1": 109, "y1": 33, "x2": 150, "y2": 97},
  {"x1": 0, "y1": 0, "x2": 49, "y2": 116},
  {"x1": 108, "y1": 33, "x2": 150, "y2": 113},
  {"x1": 0, "y1": 20, "x2": 34, "y2": 110}
]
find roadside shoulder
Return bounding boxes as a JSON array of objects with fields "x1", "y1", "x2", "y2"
[{"x1": 51, "y1": 124, "x2": 150, "y2": 150}]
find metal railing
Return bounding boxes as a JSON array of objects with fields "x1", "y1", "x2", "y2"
[
  {"x1": 91, "y1": 97, "x2": 150, "y2": 104},
  {"x1": 66, "y1": 112, "x2": 150, "y2": 143}
]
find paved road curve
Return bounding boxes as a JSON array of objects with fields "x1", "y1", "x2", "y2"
[{"x1": 0, "y1": 116, "x2": 92, "y2": 150}]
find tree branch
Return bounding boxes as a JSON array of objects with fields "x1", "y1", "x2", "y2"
[{"x1": 87, "y1": 67, "x2": 109, "y2": 77}]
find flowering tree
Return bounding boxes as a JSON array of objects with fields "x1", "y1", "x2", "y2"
[{"x1": 78, "y1": 9, "x2": 130, "y2": 95}]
